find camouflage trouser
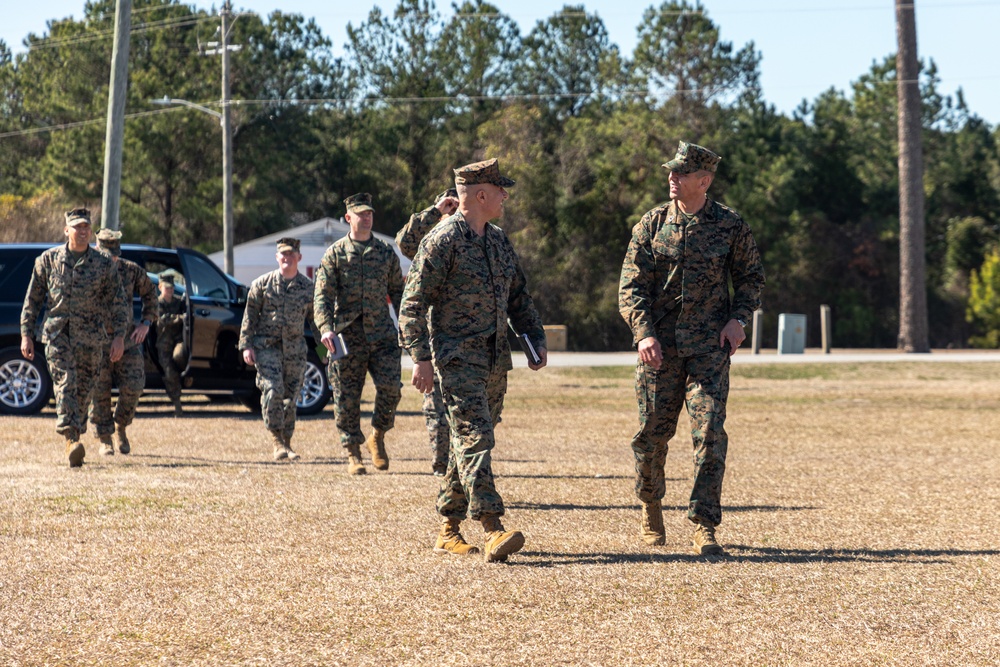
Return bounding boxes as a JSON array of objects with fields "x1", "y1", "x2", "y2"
[
  {"x1": 255, "y1": 344, "x2": 306, "y2": 441},
  {"x1": 90, "y1": 344, "x2": 146, "y2": 436},
  {"x1": 44, "y1": 332, "x2": 104, "y2": 441},
  {"x1": 631, "y1": 347, "x2": 730, "y2": 527},
  {"x1": 423, "y1": 376, "x2": 450, "y2": 473},
  {"x1": 328, "y1": 327, "x2": 401, "y2": 448},
  {"x1": 436, "y1": 358, "x2": 508, "y2": 521},
  {"x1": 157, "y1": 337, "x2": 183, "y2": 404}
]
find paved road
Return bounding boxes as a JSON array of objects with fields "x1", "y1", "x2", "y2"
[{"x1": 401, "y1": 348, "x2": 1000, "y2": 369}]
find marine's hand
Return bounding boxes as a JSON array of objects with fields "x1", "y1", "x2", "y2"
[
  {"x1": 720, "y1": 319, "x2": 746, "y2": 357},
  {"x1": 242, "y1": 348, "x2": 256, "y2": 366},
  {"x1": 110, "y1": 336, "x2": 125, "y2": 363},
  {"x1": 21, "y1": 335, "x2": 34, "y2": 361},
  {"x1": 412, "y1": 360, "x2": 434, "y2": 394},
  {"x1": 131, "y1": 323, "x2": 150, "y2": 344},
  {"x1": 435, "y1": 196, "x2": 459, "y2": 216},
  {"x1": 637, "y1": 336, "x2": 662, "y2": 370},
  {"x1": 320, "y1": 331, "x2": 338, "y2": 353},
  {"x1": 529, "y1": 346, "x2": 548, "y2": 371}
]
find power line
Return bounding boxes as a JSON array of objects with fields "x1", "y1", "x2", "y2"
[
  {"x1": 26, "y1": 14, "x2": 217, "y2": 50},
  {"x1": 0, "y1": 107, "x2": 188, "y2": 140}
]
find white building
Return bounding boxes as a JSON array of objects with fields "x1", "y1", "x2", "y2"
[{"x1": 208, "y1": 217, "x2": 412, "y2": 286}]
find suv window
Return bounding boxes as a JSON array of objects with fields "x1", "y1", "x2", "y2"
[
  {"x1": 0, "y1": 251, "x2": 35, "y2": 302},
  {"x1": 184, "y1": 253, "x2": 230, "y2": 301}
]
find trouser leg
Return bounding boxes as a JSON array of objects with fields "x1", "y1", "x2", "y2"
[
  {"x1": 423, "y1": 377, "x2": 450, "y2": 471},
  {"x1": 436, "y1": 360, "x2": 507, "y2": 521},
  {"x1": 630, "y1": 354, "x2": 686, "y2": 504},
  {"x1": 367, "y1": 338, "x2": 402, "y2": 433},
  {"x1": 329, "y1": 339, "x2": 368, "y2": 448},
  {"x1": 684, "y1": 349, "x2": 731, "y2": 527},
  {"x1": 255, "y1": 346, "x2": 287, "y2": 434},
  {"x1": 281, "y1": 350, "x2": 307, "y2": 441},
  {"x1": 89, "y1": 352, "x2": 115, "y2": 437},
  {"x1": 113, "y1": 346, "x2": 146, "y2": 428}
]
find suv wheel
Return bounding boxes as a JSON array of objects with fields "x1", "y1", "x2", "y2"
[
  {"x1": 0, "y1": 347, "x2": 52, "y2": 415},
  {"x1": 297, "y1": 353, "x2": 331, "y2": 416}
]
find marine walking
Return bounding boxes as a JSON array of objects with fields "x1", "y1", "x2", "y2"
[{"x1": 155, "y1": 273, "x2": 187, "y2": 416}]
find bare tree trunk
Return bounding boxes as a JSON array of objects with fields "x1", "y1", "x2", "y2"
[{"x1": 896, "y1": 0, "x2": 929, "y2": 352}]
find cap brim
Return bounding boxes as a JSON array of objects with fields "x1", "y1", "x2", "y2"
[
  {"x1": 277, "y1": 245, "x2": 297, "y2": 253},
  {"x1": 349, "y1": 205, "x2": 374, "y2": 213},
  {"x1": 661, "y1": 160, "x2": 699, "y2": 174},
  {"x1": 497, "y1": 176, "x2": 516, "y2": 187},
  {"x1": 66, "y1": 218, "x2": 91, "y2": 227}
]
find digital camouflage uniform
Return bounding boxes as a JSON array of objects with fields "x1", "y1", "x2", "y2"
[
  {"x1": 239, "y1": 267, "x2": 315, "y2": 445},
  {"x1": 20, "y1": 244, "x2": 129, "y2": 442},
  {"x1": 156, "y1": 287, "x2": 187, "y2": 411},
  {"x1": 396, "y1": 194, "x2": 454, "y2": 474},
  {"x1": 314, "y1": 226, "x2": 405, "y2": 449},
  {"x1": 399, "y1": 209, "x2": 545, "y2": 522},
  {"x1": 90, "y1": 246, "x2": 158, "y2": 438},
  {"x1": 619, "y1": 143, "x2": 764, "y2": 528}
]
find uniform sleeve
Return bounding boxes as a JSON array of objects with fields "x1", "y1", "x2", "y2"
[
  {"x1": 312, "y1": 250, "x2": 337, "y2": 335},
  {"x1": 107, "y1": 263, "x2": 130, "y2": 339},
  {"x1": 398, "y1": 238, "x2": 448, "y2": 362},
  {"x1": 238, "y1": 280, "x2": 263, "y2": 350},
  {"x1": 505, "y1": 240, "x2": 545, "y2": 349},
  {"x1": 618, "y1": 215, "x2": 657, "y2": 346},
  {"x1": 728, "y1": 219, "x2": 765, "y2": 325},
  {"x1": 395, "y1": 206, "x2": 443, "y2": 260},
  {"x1": 136, "y1": 268, "x2": 159, "y2": 325},
  {"x1": 20, "y1": 255, "x2": 49, "y2": 339}
]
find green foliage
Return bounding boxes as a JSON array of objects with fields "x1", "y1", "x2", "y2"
[
  {"x1": 1, "y1": 1, "x2": 999, "y2": 350},
  {"x1": 967, "y1": 250, "x2": 1000, "y2": 348}
]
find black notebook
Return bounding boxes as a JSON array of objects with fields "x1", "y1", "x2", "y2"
[{"x1": 508, "y1": 322, "x2": 541, "y2": 365}]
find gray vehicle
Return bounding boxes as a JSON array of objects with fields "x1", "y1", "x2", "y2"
[{"x1": 0, "y1": 243, "x2": 330, "y2": 416}]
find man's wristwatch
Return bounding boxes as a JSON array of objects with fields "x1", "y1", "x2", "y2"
[
  {"x1": 141, "y1": 319, "x2": 152, "y2": 327},
  {"x1": 736, "y1": 318, "x2": 747, "y2": 328}
]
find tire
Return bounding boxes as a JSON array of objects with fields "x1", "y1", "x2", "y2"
[
  {"x1": 0, "y1": 347, "x2": 52, "y2": 415},
  {"x1": 296, "y1": 353, "x2": 331, "y2": 415}
]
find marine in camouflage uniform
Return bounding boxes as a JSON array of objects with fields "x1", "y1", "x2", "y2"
[
  {"x1": 89, "y1": 229, "x2": 158, "y2": 456},
  {"x1": 619, "y1": 141, "x2": 765, "y2": 555},
  {"x1": 314, "y1": 193, "x2": 404, "y2": 474},
  {"x1": 239, "y1": 237, "x2": 315, "y2": 461},
  {"x1": 20, "y1": 208, "x2": 129, "y2": 468},
  {"x1": 399, "y1": 158, "x2": 547, "y2": 562},
  {"x1": 156, "y1": 274, "x2": 187, "y2": 415},
  {"x1": 395, "y1": 188, "x2": 459, "y2": 475}
]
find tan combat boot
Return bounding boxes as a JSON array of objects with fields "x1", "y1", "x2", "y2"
[
  {"x1": 346, "y1": 443, "x2": 366, "y2": 475},
  {"x1": 115, "y1": 424, "x2": 131, "y2": 455},
  {"x1": 365, "y1": 428, "x2": 389, "y2": 470},
  {"x1": 481, "y1": 516, "x2": 525, "y2": 563},
  {"x1": 271, "y1": 432, "x2": 289, "y2": 461},
  {"x1": 98, "y1": 432, "x2": 115, "y2": 456},
  {"x1": 283, "y1": 433, "x2": 300, "y2": 461},
  {"x1": 66, "y1": 438, "x2": 86, "y2": 468},
  {"x1": 641, "y1": 500, "x2": 665, "y2": 546},
  {"x1": 433, "y1": 518, "x2": 480, "y2": 556},
  {"x1": 692, "y1": 522, "x2": 725, "y2": 556}
]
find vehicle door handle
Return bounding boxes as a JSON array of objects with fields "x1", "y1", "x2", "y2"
[{"x1": 196, "y1": 308, "x2": 211, "y2": 316}]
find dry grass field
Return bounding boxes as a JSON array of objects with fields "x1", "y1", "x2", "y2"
[{"x1": 2, "y1": 362, "x2": 1000, "y2": 666}]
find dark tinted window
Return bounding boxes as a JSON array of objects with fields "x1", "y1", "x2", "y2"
[{"x1": 0, "y1": 249, "x2": 44, "y2": 303}]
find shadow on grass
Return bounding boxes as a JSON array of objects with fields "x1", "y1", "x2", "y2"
[
  {"x1": 508, "y1": 502, "x2": 819, "y2": 512},
  {"x1": 511, "y1": 545, "x2": 1000, "y2": 567},
  {"x1": 504, "y1": 473, "x2": 633, "y2": 480}
]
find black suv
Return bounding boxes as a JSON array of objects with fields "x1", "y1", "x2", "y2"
[{"x1": 0, "y1": 243, "x2": 330, "y2": 416}]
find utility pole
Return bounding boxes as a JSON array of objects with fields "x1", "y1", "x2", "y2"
[
  {"x1": 100, "y1": 0, "x2": 132, "y2": 232},
  {"x1": 204, "y1": 1, "x2": 240, "y2": 275},
  {"x1": 895, "y1": 0, "x2": 929, "y2": 352}
]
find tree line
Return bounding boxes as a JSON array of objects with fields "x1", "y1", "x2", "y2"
[{"x1": 2, "y1": 0, "x2": 999, "y2": 350}]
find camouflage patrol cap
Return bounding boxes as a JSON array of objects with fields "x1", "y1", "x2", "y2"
[
  {"x1": 276, "y1": 237, "x2": 301, "y2": 253},
  {"x1": 159, "y1": 273, "x2": 175, "y2": 286},
  {"x1": 453, "y1": 158, "x2": 515, "y2": 187},
  {"x1": 662, "y1": 141, "x2": 721, "y2": 175},
  {"x1": 65, "y1": 208, "x2": 92, "y2": 227},
  {"x1": 344, "y1": 193, "x2": 374, "y2": 214},
  {"x1": 434, "y1": 188, "x2": 459, "y2": 204},
  {"x1": 96, "y1": 228, "x2": 123, "y2": 255}
]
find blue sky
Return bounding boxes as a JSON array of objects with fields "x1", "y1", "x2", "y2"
[{"x1": 4, "y1": 1, "x2": 1000, "y2": 125}]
